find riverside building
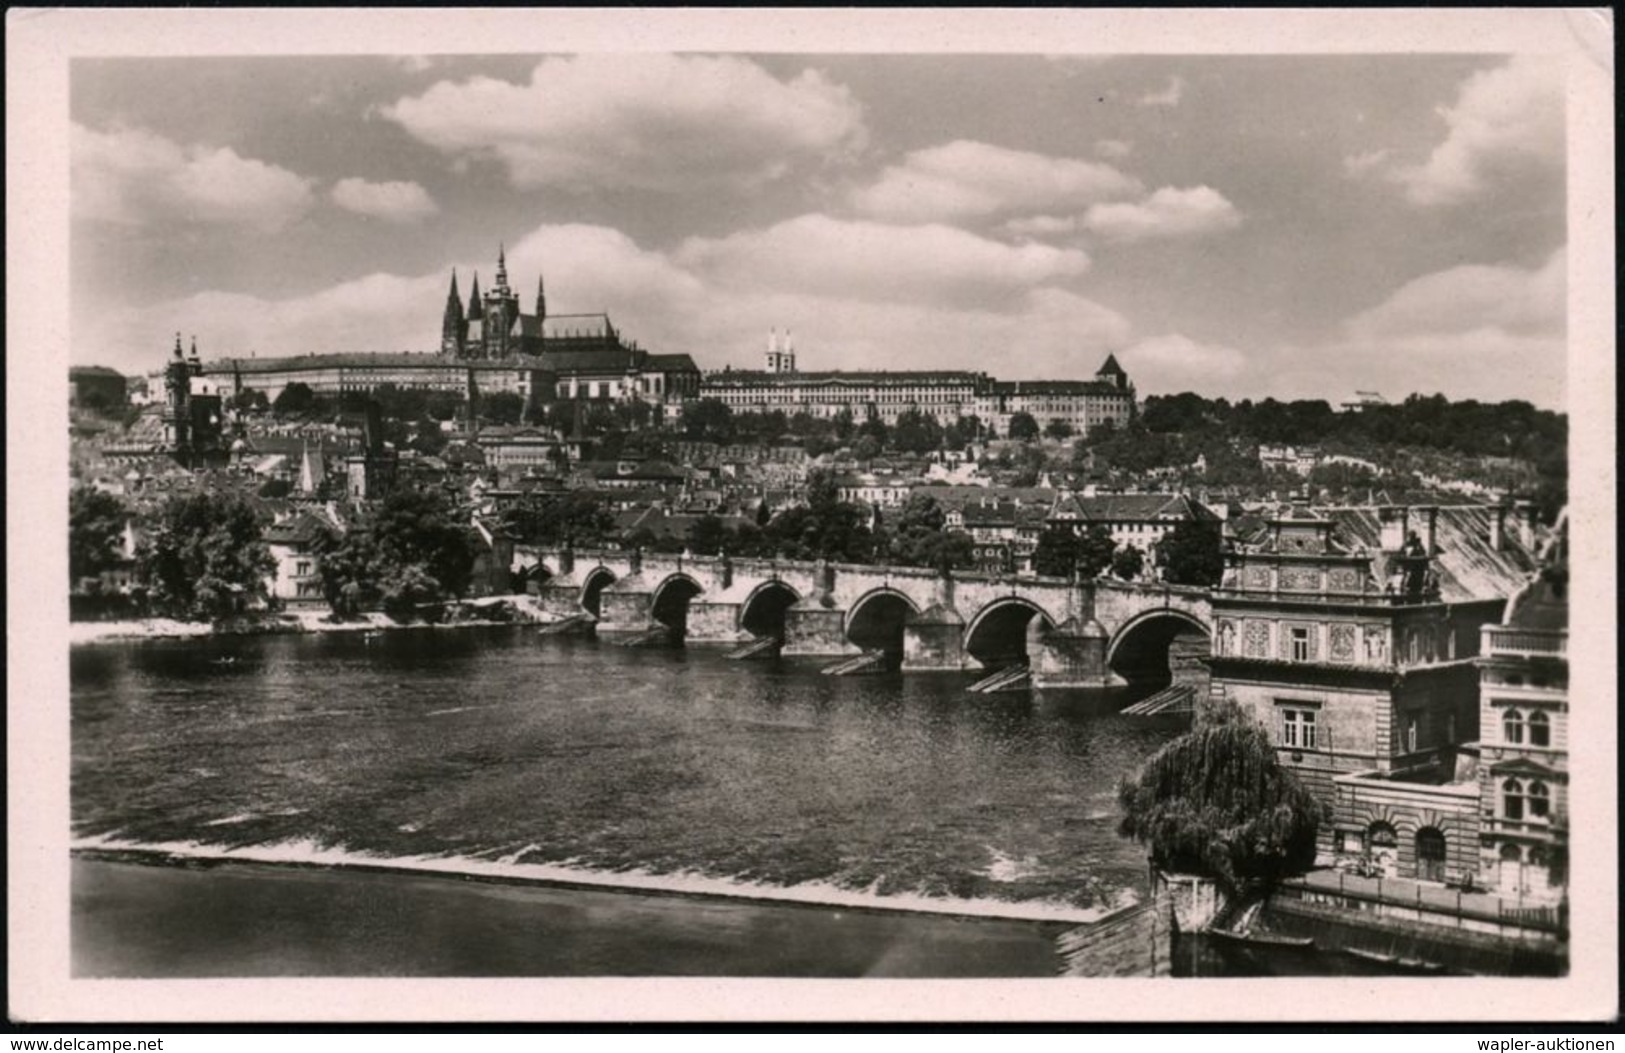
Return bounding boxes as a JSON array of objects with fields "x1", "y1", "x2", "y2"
[{"x1": 1208, "y1": 505, "x2": 1537, "y2": 881}]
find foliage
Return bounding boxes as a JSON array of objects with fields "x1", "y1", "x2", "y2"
[
  {"x1": 760, "y1": 468, "x2": 876, "y2": 562},
  {"x1": 1007, "y1": 412, "x2": 1040, "y2": 441},
  {"x1": 943, "y1": 415, "x2": 982, "y2": 451},
  {"x1": 501, "y1": 492, "x2": 615, "y2": 547},
  {"x1": 1044, "y1": 418, "x2": 1075, "y2": 440},
  {"x1": 480, "y1": 392, "x2": 525, "y2": 425},
  {"x1": 1032, "y1": 522, "x2": 1114, "y2": 580},
  {"x1": 69, "y1": 488, "x2": 127, "y2": 586},
  {"x1": 319, "y1": 487, "x2": 479, "y2": 621},
  {"x1": 681, "y1": 398, "x2": 735, "y2": 444},
  {"x1": 272, "y1": 382, "x2": 318, "y2": 417},
  {"x1": 1110, "y1": 544, "x2": 1144, "y2": 581},
  {"x1": 1117, "y1": 708, "x2": 1324, "y2": 893},
  {"x1": 1158, "y1": 520, "x2": 1225, "y2": 588},
  {"x1": 137, "y1": 492, "x2": 276, "y2": 621},
  {"x1": 258, "y1": 478, "x2": 293, "y2": 499},
  {"x1": 890, "y1": 409, "x2": 944, "y2": 455},
  {"x1": 881, "y1": 494, "x2": 973, "y2": 572}
]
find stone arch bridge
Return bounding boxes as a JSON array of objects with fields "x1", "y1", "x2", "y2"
[{"x1": 521, "y1": 547, "x2": 1211, "y2": 688}]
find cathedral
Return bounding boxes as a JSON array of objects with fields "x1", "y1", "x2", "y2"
[{"x1": 440, "y1": 245, "x2": 626, "y2": 360}]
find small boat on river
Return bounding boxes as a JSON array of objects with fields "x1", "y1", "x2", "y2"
[{"x1": 1207, "y1": 927, "x2": 1315, "y2": 949}]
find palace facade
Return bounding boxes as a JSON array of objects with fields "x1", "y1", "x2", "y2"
[{"x1": 702, "y1": 337, "x2": 1137, "y2": 436}]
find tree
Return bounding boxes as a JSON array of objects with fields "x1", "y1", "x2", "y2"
[
  {"x1": 891, "y1": 408, "x2": 944, "y2": 455},
  {"x1": 1044, "y1": 418, "x2": 1075, "y2": 441},
  {"x1": 1007, "y1": 412, "x2": 1040, "y2": 441},
  {"x1": 138, "y1": 492, "x2": 276, "y2": 621},
  {"x1": 1159, "y1": 520, "x2": 1225, "y2": 587},
  {"x1": 681, "y1": 398, "x2": 735, "y2": 443},
  {"x1": 1075, "y1": 524, "x2": 1116, "y2": 580},
  {"x1": 852, "y1": 435, "x2": 882, "y2": 461},
  {"x1": 273, "y1": 382, "x2": 317, "y2": 417},
  {"x1": 688, "y1": 514, "x2": 728, "y2": 555},
  {"x1": 1111, "y1": 544, "x2": 1144, "y2": 581},
  {"x1": 1117, "y1": 704, "x2": 1323, "y2": 894},
  {"x1": 501, "y1": 492, "x2": 615, "y2": 547},
  {"x1": 481, "y1": 392, "x2": 525, "y2": 425},
  {"x1": 1032, "y1": 524, "x2": 1079, "y2": 578},
  {"x1": 320, "y1": 487, "x2": 479, "y2": 621},
  {"x1": 69, "y1": 488, "x2": 127, "y2": 588},
  {"x1": 763, "y1": 468, "x2": 876, "y2": 562},
  {"x1": 884, "y1": 494, "x2": 973, "y2": 572},
  {"x1": 233, "y1": 389, "x2": 270, "y2": 414}
]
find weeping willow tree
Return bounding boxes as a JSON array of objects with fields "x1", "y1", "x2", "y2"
[{"x1": 1117, "y1": 702, "x2": 1324, "y2": 894}]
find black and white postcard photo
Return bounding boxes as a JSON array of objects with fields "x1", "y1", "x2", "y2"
[{"x1": 8, "y1": 7, "x2": 1615, "y2": 1026}]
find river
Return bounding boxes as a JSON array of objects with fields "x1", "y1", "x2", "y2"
[{"x1": 70, "y1": 625, "x2": 1361, "y2": 977}]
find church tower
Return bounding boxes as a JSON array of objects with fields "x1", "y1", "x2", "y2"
[
  {"x1": 764, "y1": 328, "x2": 797, "y2": 373},
  {"x1": 441, "y1": 269, "x2": 467, "y2": 356},
  {"x1": 482, "y1": 244, "x2": 522, "y2": 359}
]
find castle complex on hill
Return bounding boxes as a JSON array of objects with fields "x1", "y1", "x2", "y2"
[{"x1": 181, "y1": 244, "x2": 1135, "y2": 437}]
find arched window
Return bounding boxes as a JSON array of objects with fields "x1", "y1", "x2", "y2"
[
  {"x1": 1527, "y1": 780, "x2": 1550, "y2": 819},
  {"x1": 1528, "y1": 711, "x2": 1551, "y2": 747},
  {"x1": 1502, "y1": 778, "x2": 1525, "y2": 820},
  {"x1": 1503, "y1": 708, "x2": 1525, "y2": 744}
]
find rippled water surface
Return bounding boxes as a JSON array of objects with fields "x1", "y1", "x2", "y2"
[{"x1": 72, "y1": 627, "x2": 1184, "y2": 913}]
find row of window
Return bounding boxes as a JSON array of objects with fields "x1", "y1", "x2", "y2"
[
  {"x1": 1502, "y1": 708, "x2": 1553, "y2": 747},
  {"x1": 1501, "y1": 777, "x2": 1552, "y2": 821}
]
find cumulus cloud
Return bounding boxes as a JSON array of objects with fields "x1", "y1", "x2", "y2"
[
  {"x1": 331, "y1": 178, "x2": 439, "y2": 223},
  {"x1": 848, "y1": 139, "x2": 1141, "y2": 224},
  {"x1": 1120, "y1": 333, "x2": 1248, "y2": 391},
  {"x1": 1002, "y1": 214, "x2": 1081, "y2": 239},
  {"x1": 1335, "y1": 248, "x2": 1566, "y2": 406},
  {"x1": 677, "y1": 213, "x2": 1091, "y2": 306},
  {"x1": 1138, "y1": 75, "x2": 1185, "y2": 108},
  {"x1": 1347, "y1": 248, "x2": 1564, "y2": 340},
  {"x1": 380, "y1": 54, "x2": 866, "y2": 192},
  {"x1": 72, "y1": 123, "x2": 315, "y2": 231},
  {"x1": 1389, "y1": 56, "x2": 1564, "y2": 206},
  {"x1": 1081, "y1": 186, "x2": 1242, "y2": 242},
  {"x1": 1094, "y1": 139, "x2": 1134, "y2": 160}
]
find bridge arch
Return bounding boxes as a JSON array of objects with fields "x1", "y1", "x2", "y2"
[
  {"x1": 844, "y1": 587, "x2": 920, "y2": 657},
  {"x1": 740, "y1": 579, "x2": 800, "y2": 639},
  {"x1": 650, "y1": 572, "x2": 706, "y2": 639},
  {"x1": 1106, "y1": 608, "x2": 1211, "y2": 686},
  {"x1": 963, "y1": 597, "x2": 1057, "y2": 668},
  {"x1": 579, "y1": 566, "x2": 617, "y2": 618}
]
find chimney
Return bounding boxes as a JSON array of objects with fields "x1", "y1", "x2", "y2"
[
  {"x1": 1490, "y1": 505, "x2": 1509, "y2": 552},
  {"x1": 1514, "y1": 501, "x2": 1538, "y2": 551},
  {"x1": 1419, "y1": 505, "x2": 1439, "y2": 555},
  {"x1": 1379, "y1": 506, "x2": 1408, "y2": 552}
]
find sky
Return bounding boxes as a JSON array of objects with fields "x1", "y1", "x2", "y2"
[{"x1": 69, "y1": 52, "x2": 1568, "y2": 408}]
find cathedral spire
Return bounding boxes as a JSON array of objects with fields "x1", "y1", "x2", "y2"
[
  {"x1": 495, "y1": 243, "x2": 509, "y2": 289},
  {"x1": 442, "y1": 269, "x2": 466, "y2": 355},
  {"x1": 535, "y1": 272, "x2": 546, "y2": 320},
  {"x1": 467, "y1": 272, "x2": 482, "y2": 316},
  {"x1": 173, "y1": 332, "x2": 184, "y2": 359}
]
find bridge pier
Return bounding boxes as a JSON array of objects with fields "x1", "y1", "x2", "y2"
[
  {"x1": 901, "y1": 603, "x2": 967, "y2": 671},
  {"x1": 535, "y1": 581, "x2": 591, "y2": 621},
  {"x1": 595, "y1": 579, "x2": 660, "y2": 638},
  {"x1": 1031, "y1": 615, "x2": 1114, "y2": 689},
  {"x1": 781, "y1": 598, "x2": 857, "y2": 657},
  {"x1": 684, "y1": 600, "x2": 747, "y2": 644}
]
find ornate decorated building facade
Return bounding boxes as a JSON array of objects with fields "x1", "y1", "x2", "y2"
[{"x1": 1208, "y1": 506, "x2": 1510, "y2": 877}]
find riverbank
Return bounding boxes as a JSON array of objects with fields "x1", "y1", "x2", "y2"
[
  {"x1": 68, "y1": 596, "x2": 549, "y2": 646},
  {"x1": 72, "y1": 855, "x2": 1068, "y2": 978}
]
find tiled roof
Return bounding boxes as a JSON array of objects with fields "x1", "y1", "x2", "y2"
[{"x1": 1322, "y1": 505, "x2": 1540, "y2": 603}]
